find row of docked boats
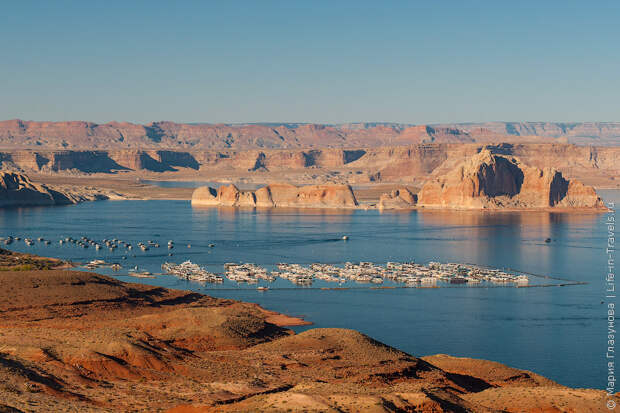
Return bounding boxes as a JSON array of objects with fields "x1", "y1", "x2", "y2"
[
  {"x1": 217, "y1": 260, "x2": 529, "y2": 287},
  {"x1": 224, "y1": 263, "x2": 276, "y2": 283},
  {"x1": 162, "y1": 261, "x2": 223, "y2": 283}
]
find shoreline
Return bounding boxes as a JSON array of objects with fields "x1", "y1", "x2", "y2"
[
  {"x1": 0, "y1": 193, "x2": 613, "y2": 213},
  {"x1": 0, "y1": 251, "x2": 615, "y2": 411},
  {"x1": 8, "y1": 172, "x2": 611, "y2": 213}
]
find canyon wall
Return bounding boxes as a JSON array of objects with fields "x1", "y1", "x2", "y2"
[
  {"x1": 445, "y1": 121, "x2": 620, "y2": 146},
  {"x1": 0, "y1": 120, "x2": 499, "y2": 150},
  {"x1": 0, "y1": 143, "x2": 618, "y2": 187},
  {"x1": 2, "y1": 120, "x2": 619, "y2": 150}
]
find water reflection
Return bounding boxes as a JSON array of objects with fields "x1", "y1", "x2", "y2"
[{"x1": 193, "y1": 205, "x2": 355, "y2": 223}]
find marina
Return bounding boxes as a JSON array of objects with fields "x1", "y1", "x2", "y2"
[
  {"x1": 75, "y1": 257, "x2": 576, "y2": 290},
  {"x1": 0, "y1": 232, "x2": 578, "y2": 289},
  {"x1": 222, "y1": 260, "x2": 533, "y2": 287}
]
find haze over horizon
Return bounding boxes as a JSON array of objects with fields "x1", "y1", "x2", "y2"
[
  {"x1": 2, "y1": 1, "x2": 619, "y2": 124},
  {"x1": 4, "y1": 119, "x2": 620, "y2": 126}
]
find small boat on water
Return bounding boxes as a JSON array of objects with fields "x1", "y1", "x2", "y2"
[
  {"x1": 128, "y1": 271, "x2": 155, "y2": 278},
  {"x1": 257, "y1": 286, "x2": 269, "y2": 291}
]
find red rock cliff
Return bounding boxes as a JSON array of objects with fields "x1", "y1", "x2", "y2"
[
  {"x1": 191, "y1": 183, "x2": 358, "y2": 208},
  {"x1": 417, "y1": 150, "x2": 606, "y2": 210},
  {"x1": 0, "y1": 171, "x2": 107, "y2": 207}
]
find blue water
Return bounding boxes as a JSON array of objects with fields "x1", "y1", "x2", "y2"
[{"x1": 1, "y1": 191, "x2": 617, "y2": 389}]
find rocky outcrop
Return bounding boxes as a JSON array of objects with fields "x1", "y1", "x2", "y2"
[
  {"x1": 192, "y1": 183, "x2": 358, "y2": 208},
  {"x1": 378, "y1": 188, "x2": 417, "y2": 209},
  {"x1": 417, "y1": 150, "x2": 606, "y2": 210},
  {"x1": 189, "y1": 186, "x2": 219, "y2": 206},
  {"x1": 0, "y1": 171, "x2": 108, "y2": 207}
]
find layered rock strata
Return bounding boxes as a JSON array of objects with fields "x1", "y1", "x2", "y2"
[
  {"x1": 378, "y1": 187, "x2": 417, "y2": 209},
  {"x1": 192, "y1": 183, "x2": 358, "y2": 208},
  {"x1": 0, "y1": 171, "x2": 108, "y2": 207},
  {"x1": 417, "y1": 150, "x2": 605, "y2": 209}
]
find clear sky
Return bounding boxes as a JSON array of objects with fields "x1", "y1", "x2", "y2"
[{"x1": 1, "y1": 1, "x2": 619, "y2": 124}]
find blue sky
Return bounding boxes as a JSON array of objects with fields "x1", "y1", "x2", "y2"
[{"x1": 1, "y1": 1, "x2": 619, "y2": 124}]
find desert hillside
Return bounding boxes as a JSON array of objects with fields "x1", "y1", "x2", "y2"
[{"x1": 0, "y1": 249, "x2": 615, "y2": 412}]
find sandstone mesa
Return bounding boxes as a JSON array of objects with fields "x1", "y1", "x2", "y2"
[
  {"x1": 416, "y1": 149, "x2": 605, "y2": 210},
  {"x1": 192, "y1": 183, "x2": 359, "y2": 209}
]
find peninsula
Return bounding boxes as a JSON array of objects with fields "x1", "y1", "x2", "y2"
[
  {"x1": 0, "y1": 171, "x2": 111, "y2": 208},
  {"x1": 0, "y1": 249, "x2": 614, "y2": 412}
]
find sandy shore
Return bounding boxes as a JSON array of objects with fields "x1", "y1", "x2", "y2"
[
  {"x1": 28, "y1": 172, "x2": 417, "y2": 204},
  {"x1": 28, "y1": 173, "x2": 195, "y2": 200}
]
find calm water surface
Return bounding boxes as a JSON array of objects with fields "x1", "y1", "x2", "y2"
[{"x1": 1, "y1": 190, "x2": 617, "y2": 389}]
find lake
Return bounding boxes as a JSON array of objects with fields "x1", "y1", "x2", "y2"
[{"x1": 1, "y1": 189, "x2": 617, "y2": 389}]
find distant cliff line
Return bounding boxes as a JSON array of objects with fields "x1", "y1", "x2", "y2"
[
  {"x1": 0, "y1": 143, "x2": 618, "y2": 188},
  {"x1": 1, "y1": 119, "x2": 620, "y2": 150}
]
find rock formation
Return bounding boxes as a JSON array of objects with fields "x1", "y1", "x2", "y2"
[
  {"x1": 417, "y1": 150, "x2": 606, "y2": 209},
  {"x1": 0, "y1": 171, "x2": 108, "y2": 208},
  {"x1": 192, "y1": 183, "x2": 359, "y2": 208},
  {"x1": 378, "y1": 187, "x2": 417, "y2": 209},
  {"x1": 1, "y1": 144, "x2": 617, "y2": 190}
]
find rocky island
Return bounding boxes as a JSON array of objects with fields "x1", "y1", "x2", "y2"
[
  {"x1": 0, "y1": 249, "x2": 614, "y2": 412},
  {"x1": 192, "y1": 183, "x2": 359, "y2": 208},
  {"x1": 416, "y1": 150, "x2": 605, "y2": 210}
]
